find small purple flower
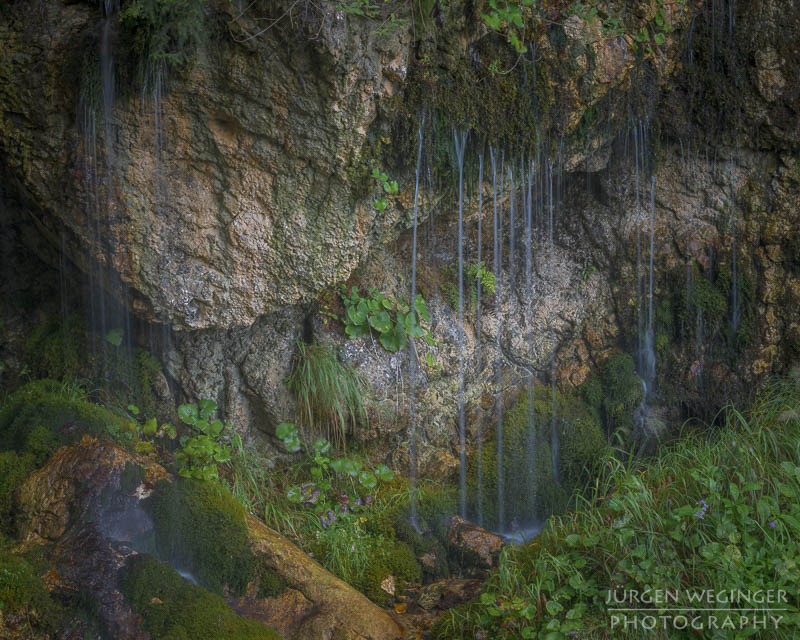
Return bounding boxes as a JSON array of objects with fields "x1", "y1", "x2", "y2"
[
  {"x1": 769, "y1": 521, "x2": 776, "y2": 529},
  {"x1": 695, "y1": 498, "x2": 710, "y2": 520}
]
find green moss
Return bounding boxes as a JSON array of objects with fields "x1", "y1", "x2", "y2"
[
  {"x1": 591, "y1": 353, "x2": 645, "y2": 443},
  {"x1": 0, "y1": 552, "x2": 62, "y2": 632},
  {"x1": 25, "y1": 314, "x2": 86, "y2": 381},
  {"x1": 468, "y1": 385, "x2": 608, "y2": 528},
  {"x1": 0, "y1": 379, "x2": 127, "y2": 457},
  {"x1": 0, "y1": 452, "x2": 35, "y2": 536},
  {"x1": 254, "y1": 559, "x2": 286, "y2": 599},
  {"x1": 148, "y1": 478, "x2": 254, "y2": 596},
  {"x1": 23, "y1": 315, "x2": 165, "y2": 418},
  {"x1": 120, "y1": 554, "x2": 279, "y2": 640}
]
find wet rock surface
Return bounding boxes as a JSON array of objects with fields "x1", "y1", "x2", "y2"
[
  {"x1": 12, "y1": 437, "x2": 403, "y2": 640},
  {"x1": 445, "y1": 516, "x2": 504, "y2": 570}
]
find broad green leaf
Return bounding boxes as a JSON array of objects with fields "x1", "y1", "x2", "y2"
[
  {"x1": 142, "y1": 417, "x2": 157, "y2": 436},
  {"x1": 368, "y1": 311, "x2": 393, "y2": 333},
  {"x1": 375, "y1": 464, "x2": 394, "y2": 482},
  {"x1": 178, "y1": 404, "x2": 199, "y2": 426},
  {"x1": 313, "y1": 438, "x2": 331, "y2": 455},
  {"x1": 127, "y1": 404, "x2": 140, "y2": 416},
  {"x1": 198, "y1": 398, "x2": 217, "y2": 420},
  {"x1": 105, "y1": 328, "x2": 123, "y2": 347},
  {"x1": 287, "y1": 485, "x2": 304, "y2": 503},
  {"x1": 359, "y1": 471, "x2": 377, "y2": 488}
]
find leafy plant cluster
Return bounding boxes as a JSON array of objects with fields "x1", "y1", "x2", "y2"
[
  {"x1": 371, "y1": 167, "x2": 399, "y2": 211},
  {"x1": 442, "y1": 261, "x2": 496, "y2": 314},
  {"x1": 277, "y1": 422, "x2": 393, "y2": 529},
  {"x1": 108, "y1": 399, "x2": 230, "y2": 482},
  {"x1": 175, "y1": 401, "x2": 231, "y2": 481},
  {"x1": 339, "y1": 286, "x2": 435, "y2": 353},
  {"x1": 481, "y1": 0, "x2": 674, "y2": 60},
  {"x1": 107, "y1": 402, "x2": 178, "y2": 456},
  {"x1": 481, "y1": 0, "x2": 537, "y2": 53},
  {"x1": 119, "y1": 0, "x2": 207, "y2": 90},
  {"x1": 434, "y1": 376, "x2": 800, "y2": 638}
]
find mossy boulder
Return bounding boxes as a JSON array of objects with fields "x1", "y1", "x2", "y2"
[
  {"x1": 468, "y1": 385, "x2": 608, "y2": 529},
  {"x1": 120, "y1": 554, "x2": 280, "y2": 639},
  {"x1": 0, "y1": 451, "x2": 35, "y2": 536},
  {"x1": 0, "y1": 379, "x2": 126, "y2": 459},
  {"x1": 148, "y1": 478, "x2": 255, "y2": 596},
  {"x1": 0, "y1": 552, "x2": 62, "y2": 634}
]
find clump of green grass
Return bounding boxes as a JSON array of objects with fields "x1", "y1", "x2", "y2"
[
  {"x1": 433, "y1": 376, "x2": 800, "y2": 639},
  {"x1": 287, "y1": 341, "x2": 366, "y2": 451}
]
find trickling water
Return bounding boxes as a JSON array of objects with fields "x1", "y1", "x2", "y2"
[
  {"x1": 453, "y1": 128, "x2": 468, "y2": 518},
  {"x1": 508, "y1": 163, "x2": 515, "y2": 285},
  {"x1": 524, "y1": 158, "x2": 536, "y2": 511},
  {"x1": 475, "y1": 153, "x2": 484, "y2": 527},
  {"x1": 490, "y1": 146, "x2": 505, "y2": 531},
  {"x1": 548, "y1": 161, "x2": 559, "y2": 484},
  {"x1": 730, "y1": 158, "x2": 740, "y2": 335},
  {"x1": 642, "y1": 175, "x2": 657, "y2": 389},
  {"x1": 408, "y1": 121, "x2": 424, "y2": 529}
]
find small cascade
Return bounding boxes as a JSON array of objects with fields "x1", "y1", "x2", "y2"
[
  {"x1": 729, "y1": 157, "x2": 740, "y2": 335},
  {"x1": 524, "y1": 157, "x2": 537, "y2": 511},
  {"x1": 453, "y1": 128, "x2": 468, "y2": 518},
  {"x1": 490, "y1": 146, "x2": 505, "y2": 532},
  {"x1": 475, "y1": 152, "x2": 485, "y2": 527},
  {"x1": 642, "y1": 175, "x2": 657, "y2": 390},
  {"x1": 547, "y1": 160, "x2": 559, "y2": 484},
  {"x1": 408, "y1": 121, "x2": 425, "y2": 528},
  {"x1": 508, "y1": 162, "x2": 515, "y2": 285}
]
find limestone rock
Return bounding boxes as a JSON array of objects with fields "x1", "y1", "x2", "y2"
[{"x1": 446, "y1": 516, "x2": 504, "y2": 569}]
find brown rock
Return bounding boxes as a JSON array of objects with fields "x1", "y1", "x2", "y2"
[{"x1": 446, "y1": 516, "x2": 504, "y2": 569}]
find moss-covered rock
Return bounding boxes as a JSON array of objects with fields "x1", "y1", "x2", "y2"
[
  {"x1": 148, "y1": 478, "x2": 254, "y2": 595},
  {"x1": 0, "y1": 379, "x2": 126, "y2": 458},
  {"x1": 468, "y1": 385, "x2": 608, "y2": 528},
  {"x1": 120, "y1": 554, "x2": 280, "y2": 639},
  {"x1": 23, "y1": 315, "x2": 166, "y2": 418},
  {"x1": 0, "y1": 552, "x2": 62, "y2": 633},
  {"x1": 0, "y1": 451, "x2": 35, "y2": 536},
  {"x1": 582, "y1": 352, "x2": 645, "y2": 443}
]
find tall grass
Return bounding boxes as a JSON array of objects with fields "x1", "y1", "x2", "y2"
[
  {"x1": 287, "y1": 341, "x2": 366, "y2": 451},
  {"x1": 433, "y1": 375, "x2": 800, "y2": 639}
]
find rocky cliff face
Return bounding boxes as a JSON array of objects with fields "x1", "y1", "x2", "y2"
[{"x1": 1, "y1": 0, "x2": 798, "y2": 471}]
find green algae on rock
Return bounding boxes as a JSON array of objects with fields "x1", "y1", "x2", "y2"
[{"x1": 120, "y1": 554, "x2": 280, "y2": 640}]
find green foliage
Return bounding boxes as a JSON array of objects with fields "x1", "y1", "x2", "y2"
[
  {"x1": 339, "y1": 286, "x2": 435, "y2": 353},
  {"x1": 287, "y1": 341, "x2": 366, "y2": 450},
  {"x1": 120, "y1": 0, "x2": 207, "y2": 89},
  {"x1": 120, "y1": 554, "x2": 280, "y2": 639},
  {"x1": 582, "y1": 353, "x2": 644, "y2": 443},
  {"x1": 469, "y1": 385, "x2": 608, "y2": 528},
  {"x1": 0, "y1": 379, "x2": 126, "y2": 458},
  {"x1": 106, "y1": 403, "x2": 177, "y2": 458},
  {"x1": 371, "y1": 167, "x2": 399, "y2": 211},
  {"x1": 439, "y1": 377, "x2": 800, "y2": 638},
  {"x1": 0, "y1": 552, "x2": 62, "y2": 633},
  {"x1": 276, "y1": 422, "x2": 393, "y2": 527},
  {"x1": 24, "y1": 315, "x2": 165, "y2": 418},
  {"x1": 443, "y1": 262, "x2": 496, "y2": 312},
  {"x1": 313, "y1": 517, "x2": 421, "y2": 605},
  {"x1": 481, "y1": 0, "x2": 537, "y2": 53},
  {"x1": 175, "y1": 400, "x2": 231, "y2": 482},
  {"x1": 149, "y1": 478, "x2": 254, "y2": 595}
]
